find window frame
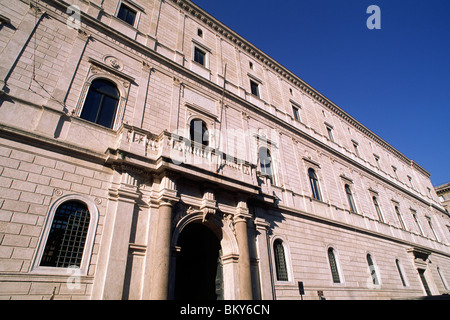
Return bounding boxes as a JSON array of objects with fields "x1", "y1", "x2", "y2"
[
  {"x1": 395, "y1": 258, "x2": 408, "y2": 287},
  {"x1": 193, "y1": 46, "x2": 207, "y2": 67},
  {"x1": 75, "y1": 58, "x2": 134, "y2": 131},
  {"x1": 270, "y1": 236, "x2": 293, "y2": 285},
  {"x1": 352, "y1": 140, "x2": 360, "y2": 157},
  {"x1": 411, "y1": 209, "x2": 425, "y2": 236},
  {"x1": 258, "y1": 146, "x2": 275, "y2": 184},
  {"x1": 394, "y1": 205, "x2": 407, "y2": 230},
  {"x1": 366, "y1": 253, "x2": 381, "y2": 286},
  {"x1": 273, "y1": 239, "x2": 289, "y2": 282},
  {"x1": 79, "y1": 78, "x2": 120, "y2": 129},
  {"x1": 117, "y1": 3, "x2": 137, "y2": 26},
  {"x1": 426, "y1": 216, "x2": 440, "y2": 242},
  {"x1": 292, "y1": 105, "x2": 301, "y2": 122},
  {"x1": 326, "y1": 125, "x2": 334, "y2": 142},
  {"x1": 372, "y1": 196, "x2": 385, "y2": 223},
  {"x1": 327, "y1": 246, "x2": 343, "y2": 284},
  {"x1": 115, "y1": 0, "x2": 142, "y2": 28},
  {"x1": 250, "y1": 79, "x2": 260, "y2": 98},
  {"x1": 31, "y1": 194, "x2": 99, "y2": 275},
  {"x1": 189, "y1": 118, "x2": 209, "y2": 147},
  {"x1": 345, "y1": 184, "x2": 358, "y2": 213},
  {"x1": 308, "y1": 168, "x2": 322, "y2": 201}
]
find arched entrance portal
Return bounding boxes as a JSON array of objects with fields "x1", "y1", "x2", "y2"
[{"x1": 174, "y1": 222, "x2": 223, "y2": 300}]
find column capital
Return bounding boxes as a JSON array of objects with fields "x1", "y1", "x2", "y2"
[
  {"x1": 254, "y1": 217, "x2": 270, "y2": 230},
  {"x1": 234, "y1": 199, "x2": 251, "y2": 223}
]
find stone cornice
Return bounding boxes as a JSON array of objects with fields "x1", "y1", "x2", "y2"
[
  {"x1": 435, "y1": 183, "x2": 450, "y2": 194},
  {"x1": 171, "y1": 0, "x2": 430, "y2": 178}
]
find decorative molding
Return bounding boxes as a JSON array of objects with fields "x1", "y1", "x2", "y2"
[
  {"x1": 339, "y1": 174, "x2": 353, "y2": 185},
  {"x1": 169, "y1": 0, "x2": 430, "y2": 177},
  {"x1": 302, "y1": 156, "x2": 320, "y2": 168},
  {"x1": 88, "y1": 57, "x2": 135, "y2": 83}
]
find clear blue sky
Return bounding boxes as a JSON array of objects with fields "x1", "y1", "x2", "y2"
[{"x1": 191, "y1": 0, "x2": 450, "y2": 187}]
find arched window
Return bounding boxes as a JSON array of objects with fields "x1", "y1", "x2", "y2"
[
  {"x1": 40, "y1": 200, "x2": 91, "y2": 268},
  {"x1": 367, "y1": 254, "x2": 379, "y2": 285},
  {"x1": 345, "y1": 184, "x2": 357, "y2": 213},
  {"x1": 372, "y1": 196, "x2": 384, "y2": 222},
  {"x1": 308, "y1": 168, "x2": 322, "y2": 201},
  {"x1": 80, "y1": 79, "x2": 119, "y2": 129},
  {"x1": 273, "y1": 239, "x2": 288, "y2": 281},
  {"x1": 396, "y1": 259, "x2": 407, "y2": 287},
  {"x1": 259, "y1": 147, "x2": 273, "y2": 180},
  {"x1": 327, "y1": 247, "x2": 341, "y2": 283},
  {"x1": 190, "y1": 118, "x2": 209, "y2": 146}
]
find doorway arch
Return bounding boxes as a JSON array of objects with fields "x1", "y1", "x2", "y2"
[{"x1": 174, "y1": 222, "x2": 222, "y2": 300}]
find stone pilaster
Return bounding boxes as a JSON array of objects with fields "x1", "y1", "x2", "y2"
[
  {"x1": 254, "y1": 217, "x2": 273, "y2": 300},
  {"x1": 94, "y1": 169, "x2": 140, "y2": 300},
  {"x1": 149, "y1": 173, "x2": 179, "y2": 300},
  {"x1": 234, "y1": 200, "x2": 253, "y2": 300}
]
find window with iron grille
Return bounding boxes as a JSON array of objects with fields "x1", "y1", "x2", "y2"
[
  {"x1": 40, "y1": 201, "x2": 90, "y2": 268},
  {"x1": 367, "y1": 254, "x2": 379, "y2": 285},
  {"x1": 328, "y1": 247, "x2": 341, "y2": 283},
  {"x1": 273, "y1": 239, "x2": 288, "y2": 281}
]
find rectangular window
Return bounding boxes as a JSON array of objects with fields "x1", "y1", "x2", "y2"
[
  {"x1": 292, "y1": 106, "x2": 300, "y2": 122},
  {"x1": 352, "y1": 141, "x2": 360, "y2": 157},
  {"x1": 250, "y1": 80, "x2": 260, "y2": 97},
  {"x1": 418, "y1": 269, "x2": 432, "y2": 296},
  {"x1": 426, "y1": 216, "x2": 440, "y2": 242},
  {"x1": 392, "y1": 166, "x2": 399, "y2": 179},
  {"x1": 412, "y1": 210, "x2": 424, "y2": 236},
  {"x1": 374, "y1": 154, "x2": 381, "y2": 169},
  {"x1": 408, "y1": 175, "x2": 416, "y2": 189},
  {"x1": 395, "y1": 206, "x2": 406, "y2": 230},
  {"x1": 326, "y1": 126, "x2": 334, "y2": 142},
  {"x1": 117, "y1": 3, "x2": 137, "y2": 26},
  {"x1": 194, "y1": 47, "x2": 206, "y2": 66}
]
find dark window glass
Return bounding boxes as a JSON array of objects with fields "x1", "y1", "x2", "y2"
[
  {"x1": 328, "y1": 248, "x2": 340, "y2": 283},
  {"x1": 250, "y1": 80, "x2": 259, "y2": 97},
  {"x1": 308, "y1": 168, "x2": 322, "y2": 201},
  {"x1": 190, "y1": 119, "x2": 209, "y2": 146},
  {"x1": 117, "y1": 4, "x2": 137, "y2": 26},
  {"x1": 194, "y1": 47, "x2": 206, "y2": 66},
  {"x1": 273, "y1": 240, "x2": 288, "y2": 281},
  {"x1": 41, "y1": 201, "x2": 90, "y2": 268},
  {"x1": 80, "y1": 79, "x2": 119, "y2": 129}
]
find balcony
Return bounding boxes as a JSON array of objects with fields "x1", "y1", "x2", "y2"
[{"x1": 106, "y1": 124, "x2": 259, "y2": 194}]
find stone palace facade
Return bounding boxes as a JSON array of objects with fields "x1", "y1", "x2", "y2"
[{"x1": 0, "y1": 0, "x2": 449, "y2": 300}]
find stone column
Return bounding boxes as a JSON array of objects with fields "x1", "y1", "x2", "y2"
[
  {"x1": 254, "y1": 217, "x2": 274, "y2": 300},
  {"x1": 149, "y1": 174, "x2": 179, "y2": 300},
  {"x1": 234, "y1": 200, "x2": 253, "y2": 300}
]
